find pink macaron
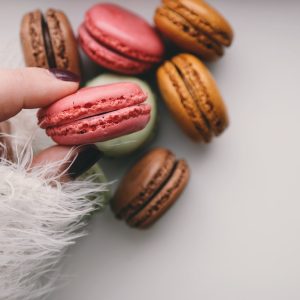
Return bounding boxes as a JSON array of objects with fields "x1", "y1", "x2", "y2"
[
  {"x1": 78, "y1": 3, "x2": 165, "y2": 75},
  {"x1": 37, "y1": 82, "x2": 151, "y2": 145}
]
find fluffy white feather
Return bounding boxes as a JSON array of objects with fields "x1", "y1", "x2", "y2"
[
  {"x1": 10, "y1": 109, "x2": 55, "y2": 154},
  {"x1": 0, "y1": 41, "x2": 110, "y2": 300},
  {"x1": 0, "y1": 140, "x2": 108, "y2": 300}
]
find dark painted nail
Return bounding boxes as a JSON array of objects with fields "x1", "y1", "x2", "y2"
[
  {"x1": 49, "y1": 68, "x2": 80, "y2": 82},
  {"x1": 68, "y1": 145, "x2": 102, "y2": 179}
]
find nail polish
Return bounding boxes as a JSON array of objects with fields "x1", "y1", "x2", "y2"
[
  {"x1": 49, "y1": 68, "x2": 80, "y2": 82},
  {"x1": 68, "y1": 145, "x2": 102, "y2": 179}
]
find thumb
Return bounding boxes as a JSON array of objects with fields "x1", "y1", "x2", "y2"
[{"x1": 0, "y1": 67, "x2": 79, "y2": 122}]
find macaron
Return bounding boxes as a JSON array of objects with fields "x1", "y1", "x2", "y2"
[
  {"x1": 20, "y1": 8, "x2": 80, "y2": 75},
  {"x1": 157, "y1": 53, "x2": 229, "y2": 142},
  {"x1": 37, "y1": 82, "x2": 151, "y2": 145},
  {"x1": 78, "y1": 3, "x2": 165, "y2": 75},
  {"x1": 154, "y1": 0, "x2": 233, "y2": 60},
  {"x1": 111, "y1": 148, "x2": 190, "y2": 229},
  {"x1": 86, "y1": 74, "x2": 158, "y2": 157},
  {"x1": 80, "y1": 162, "x2": 111, "y2": 206}
]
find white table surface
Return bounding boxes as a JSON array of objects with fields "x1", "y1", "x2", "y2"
[{"x1": 2, "y1": 1, "x2": 300, "y2": 299}]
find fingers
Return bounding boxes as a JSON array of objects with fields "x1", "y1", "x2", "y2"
[
  {"x1": 0, "y1": 68, "x2": 79, "y2": 122},
  {"x1": 31, "y1": 145, "x2": 102, "y2": 182}
]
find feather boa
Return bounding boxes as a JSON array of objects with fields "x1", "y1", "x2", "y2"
[
  {"x1": 0, "y1": 140, "x2": 108, "y2": 300},
  {"x1": 0, "y1": 39, "x2": 109, "y2": 300}
]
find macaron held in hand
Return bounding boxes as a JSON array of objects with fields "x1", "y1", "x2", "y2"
[
  {"x1": 157, "y1": 53, "x2": 228, "y2": 142},
  {"x1": 37, "y1": 82, "x2": 151, "y2": 145},
  {"x1": 154, "y1": 0, "x2": 233, "y2": 60},
  {"x1": 111, "y1": 148, "x2": 190, "y2": 229},
  {"x1": 86, "y1": 74, "x2": 158, "y2": 157},
  {"x1": 79, "y1": 3, "x2": 165, "y2": 74},
  {"x1": 20, "y1": 8, "x2": 81, "y2": 75}
]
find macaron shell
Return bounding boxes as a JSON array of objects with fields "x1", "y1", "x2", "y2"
[
  {"x1": 174, "y1": 54, "x2": 229, "y2": 135},
  {"x1": 127, "y1": 159, "x2": 190, "y2": 229},
  {"x1": 38, "y1": 82, "x2": 147, "y2": 128},
  {"x1": 20, "y1": 10, "x2": 49, "y2": 68},
  {"x1": 78, "y1": 24, "x2": 151, "y2": 75},
  {"x1": 85, "y1": 3, "x2": 164, "y2": 62},
  {"x1": 154, "y1": 6, "x2": 222, "y2": 60},
  {"x1": 162, "y1": 0, "x2": 233, "y2": 46},
  {"x1": 47, "y1": 104, "x2": 151, "y2": 145},
  {"x1": 46, "y1": 9, "x2": 80, "y2": 75},
  {"x1": 86, "y1": 74, "x2": 158, "y2": 157},
  {"x1": 157, "y1": 60, "x2": 211, "y2": 142},
  {"x1": 112, "y1": 148, "x2": 176, "y2": 219}
]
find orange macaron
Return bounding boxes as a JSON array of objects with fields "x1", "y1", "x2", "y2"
[{"x1": 157, "y1": 53, "x2": 229, "y2": 142}]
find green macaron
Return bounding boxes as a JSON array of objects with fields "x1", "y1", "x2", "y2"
[
  {"x1": 79, "y1": 162, "x2": 111, "y2": 207},
  {"x1": 86, "y1": 74, "x2": 158, "y2": 157}
]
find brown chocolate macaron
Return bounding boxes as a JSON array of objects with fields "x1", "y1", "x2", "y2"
[
  {"x1": 157, "y1": 53, "x2": 229, "y2": 142},
  {"x1": 111, "y1": 148, "x2": 190, "y2": 229},
  {"x1": 20, "y1": 9, "x2": 80, "y2": 75},
  {"x1": 154, "y1": 0, "x2": 233, "y2": 60}
]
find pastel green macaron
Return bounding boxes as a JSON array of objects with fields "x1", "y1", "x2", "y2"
[
  {"x1": 80, "y1": 162, "x2": 111, "y2": 206},
  {"x1": 86, "y1": 74, "x2": 158, "y2": 157}
]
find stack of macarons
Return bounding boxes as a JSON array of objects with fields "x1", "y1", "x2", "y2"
[{"x1": 19, "y1": 0, "x2": 234, "y2": 229}]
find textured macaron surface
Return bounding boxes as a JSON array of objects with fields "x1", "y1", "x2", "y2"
[
  {"x1": 85, "y1": 3, "x2": 164, "y2": 62},
  {"x1": 154, "y1": 0, "x2": 233, "y2": 60},
  {"x1": 86, "y1": 74, "x2": 158, "y2": 157},
  {"x1": 162, "y1": 0, "x2": 233, "y2": 46},
  {"x1": 20, "y1": 8, "x2": 80, "y2": 75},
  {"x1": 20, "y1": 10, "x2": 49, "y2": 68},
  {"x1": 45, "y1": 9, "x2": 80, "y2": 75},
  {"x1": 78, "y1": 24, "x2": 152, "y2": 75},
  {"x1": 38, "y1": 82, "x2": 147, "y2": 128},
  {"x1": 111, "y1": 148, "x2": 190, "y2": 228},
  {"x1": 157, "y1": 53, "x2": 228, "y2": 142},
  {"x1": 46, "y1": 104, "x2": 151, "y2": 145},
  {"x1": 38, "y1": 82, "x2": 151, "y2": 145}
]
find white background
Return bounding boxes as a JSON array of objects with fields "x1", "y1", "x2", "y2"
[{"x1": 2, "y1": 0, "x2": 300, "y2": 299}]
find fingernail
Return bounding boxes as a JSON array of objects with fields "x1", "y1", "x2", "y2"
[
  {"x1": 68, "y1": 145, "x2": 102, "y2": 179},
  {"x1": 49, "y1": 68, "x2": 80, "y2": 82}
]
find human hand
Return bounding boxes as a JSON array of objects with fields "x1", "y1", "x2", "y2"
[{"x1": 0, "y1": 67, "x2": 101, "y2": 181}]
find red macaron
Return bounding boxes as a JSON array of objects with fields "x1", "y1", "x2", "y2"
[
  {"x1": 37, "y1": 82, "x2": 151, "y2": 145},
  {"x1": 78, "y1": 3, "x2": 165, "y2": 74}
]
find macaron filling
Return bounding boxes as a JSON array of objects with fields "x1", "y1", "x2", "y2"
[
  {"x1": 46, "y1": 9, "x2": 70, "y2": 70},
  {"x1": 41, "y1": 12, "x2": 56, "y2": 68}
]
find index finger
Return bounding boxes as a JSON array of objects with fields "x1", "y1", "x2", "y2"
[{"x1": 0, "y1": 68, "x2": 79, "y2": 122}]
